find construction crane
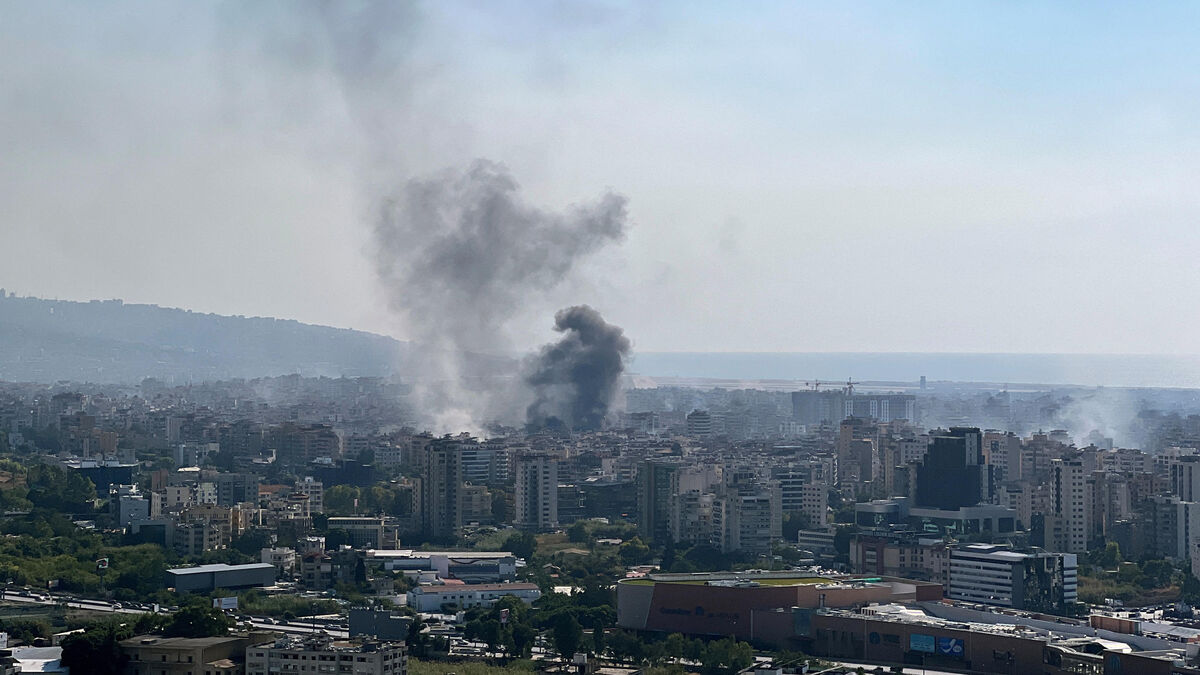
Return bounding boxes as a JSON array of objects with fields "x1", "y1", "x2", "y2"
[
  {"x1": 844, "y1": 378, "x2": 861, "y2": 396},
  {"x1": 804, "y1": 380, "x2": 824, "y2": 391}
]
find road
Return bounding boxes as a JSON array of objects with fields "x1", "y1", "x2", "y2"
[{"x1": 0, "y1": 589, "x2": 350, "y2": 638}]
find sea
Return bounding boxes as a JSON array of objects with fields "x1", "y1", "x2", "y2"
[{"x1": 627, "y1": 353, "x2": 1200, "y2": 389}]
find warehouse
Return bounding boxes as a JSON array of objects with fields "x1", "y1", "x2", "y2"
[
  {"x1": 616, "y1": 571, "x2": 942, "y2": 642},
  {"x1": 166, "y1": 563, "x2": 276, "y2": 593}
]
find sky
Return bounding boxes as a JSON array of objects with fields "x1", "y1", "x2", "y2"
[{"x1": 4, "y1": 1, "x2": 1200, "y2": 354}]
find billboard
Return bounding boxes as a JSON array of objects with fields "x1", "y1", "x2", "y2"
[
  {"x1": 937, "y1": 637, "x2": 965, "y2": 658},
  {"x1": 212, "y1": 597, "x2": 238, "y2": 610},
  {"x1": 910, "y1": 634, "x2": 935, "y2": 653}
]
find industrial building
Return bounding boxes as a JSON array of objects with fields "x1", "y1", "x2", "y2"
[
  {"x1": 616, "y1": 571, "x2": 942, "y2": 641},
  {"x1": 406, "y1": 582, "x2": 541, "y2": 612},
  {"x1": 364, "y1": 550, "x2": 517, "y2": 583},
  {"x1": 166, "y1": 563, "x2": 276, "y2": 592}
]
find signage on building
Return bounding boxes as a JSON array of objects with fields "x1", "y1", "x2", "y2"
[
  {"x1": 910, "y1": 634, "x2": 935, "y2": 653},
  {"x1": 937, "y1": 637, "x2": 964, "y2": 658}
]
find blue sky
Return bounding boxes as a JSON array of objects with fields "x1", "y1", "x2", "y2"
[{"x1": 4, "y1": 1, "x2": 1200, "y2": 354}]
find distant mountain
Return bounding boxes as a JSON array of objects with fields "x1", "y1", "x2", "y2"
[{"x1": 0, "y1": 294, "x2": 506, "y2": 384}]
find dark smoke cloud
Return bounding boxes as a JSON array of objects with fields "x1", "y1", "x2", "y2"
[
  {"x1": 372, "y1": 160, "x2": 628, "y2": 429},
  {"x1": 525, "y1": 305, "x2": 631, "y2": 431}
]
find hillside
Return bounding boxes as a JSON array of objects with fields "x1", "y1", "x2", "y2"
[{"x1": 0, "y1": 294, "x2": 433, "y2": 383}]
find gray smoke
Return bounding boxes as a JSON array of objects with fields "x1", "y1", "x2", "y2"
[
  {"x1": 222, "y1": 4, "x2": 634, "y2": 431},
  {"x1": 525, "y1": 305, "x2": 631, "y2": 431},
  {"x1": 372, "y1": 160, "x2": 628, "y2": 429}
]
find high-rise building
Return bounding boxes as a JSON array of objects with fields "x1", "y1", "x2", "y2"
[
  {"x1": 1172, "y1": 456, "x2": 1200, "y2": 502},
  {"x1": 1048, "y1": 458, "x2": 1089, "y2": 554},
  {"x1": 513, "y1": 452, "x2": 558, "y2": 532},
  {"x1": 686, "y1": 409, "x2": 713, "y2": 438},
  {"x1": 711, "y1": 485, "x2": 782, "y2": 556},
  {"x1": 637, "y1": 460, "x2": 680, "y2": 543},
  {"x1": 915, "y1": 427, "x2": 993, "y2": 510},
  {"x1": 419, "y1": 438, "x2": 463, "y2": 539},
  {"x1": 791, "y1": 390, "x2": 917, "y2": 425}
]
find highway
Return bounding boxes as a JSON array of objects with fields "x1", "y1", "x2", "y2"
[{"x1": 0, "y1": 590, "x2": 350, "y2": 638}]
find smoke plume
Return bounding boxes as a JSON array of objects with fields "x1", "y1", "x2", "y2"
[
  {"x1": 525, "y1": 305, "x2": 631, "y2": 431},
  {"x1": 372, "y1": 160, "x2": 628, "y2": 429}
]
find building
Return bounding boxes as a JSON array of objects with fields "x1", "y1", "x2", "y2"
[
  {"x1": 513, "y1": 453, "x2": 558, "y2": 532},
  {"x1": 711, "y1": 486, "x2": 782, "y2": 556},
  {"x1": 364, "y1": 550, "x2": 517, "y2": 583},
  {"x1": 349, "y1": 607, "x2": 414, "y2": 641},
  {"x1": 61, "y1": 458, "x2": 136, "y2": 498},
  {"x1": 166, "y1": 563, "x2": 276, "y2": 593},
  {"x1": 915, "y1": 427, "x2": 993, "y2": 510},
  {"x1": 616, "y1": 571, "x2": 943, "y2": 641},
  {"x1": 327, "y1": 517, "x2": 397, "y2": 550},
  {"x1": 459, "y1": 441, "x2": 508, "y2": 485},
  {"x1": 245, "y1": 634, "x2": 406, "y2": 675},
  {"x1": 948, "y1": 543, "x2": 1078, "y2": 613},
  {"x1": 1048, "y1": 458, "x2": 1089, "y2": 554},
  {"x1": 112, "y1": 484, "x2": 159, "y2": 528},
  {"x1": 261, "y1": 547, "x2": 296, "y2": 577},
  {"x1": 771, "y1": 464, "x2": 829, "y2": 529},
  {"x1": 849, "y1": 532, "x2": 951, "y2": 586},
  {"x1": 670, "y1": 490, "x2": 715, "y2": 545},
  {"x1": 406, "y1": 582, "x2": 542, "y2": 612},
  {"x1": 418, "y1": 439, "x2": 463, "y2": 539},
  {"x1": 686, "y1": 409, "x2": 713, "y2": 438},
  {"x1": 297, "y1": 477, "x2": 324, "y2": 514},
  {"x1": 121, "y1": 635, "x2": 255, "y2": 675},
  {"x1": 791, "y1": 390, "x2": 916, "y2": 425},
  {"x1": 637, "y1": 460, "x2": 680, "y2": 543},
  {"x1": 214, "y1": 472, "x2": 259, "y2": 507}
]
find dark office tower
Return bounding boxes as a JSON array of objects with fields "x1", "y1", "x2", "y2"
[
  {"x1": 419, "y1": 438, "x2": 463, "y2": 539},
  {"x1": 915, "y1": 427, "x2": 993, "y2": 510},
  {"x1": 637, "y1": 460, "x2": 679, "y2": 543}
]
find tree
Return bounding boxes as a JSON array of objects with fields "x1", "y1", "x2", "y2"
[
  {"x1": 592, "y1": 626, "x2": 606, "y2": 655},
  {"x1": 163, "y1": 599, "x2": 234, "y2": 638},
  {"x1": 551, "y1": 612, "x2": 583, "y2": 661},
  {"x1": 1141, "y1": 559, "x2": 1175, "y2": 588},
  {"x1": 1094, "y1": 541, "x2": 1122, "y2": 568},
  {"x1": 618, "y1": 537, "x2": 651, "y2": 566},
  {"x1": 661, "y1": 538, "x2": 677, "y2": 570},
  {"x1": 60, "y1": 621, "x2": 133, "y2": 675},
  {"x1": 568, "y1": 521, "x2": 591, "y2": 544},
  {"x1": 700, "y1": 636, "x2": 754, "y2": 675},
  {"x1": 324, "y1": 485, "x2": 360, "y2": 516},
  {"x1": 503, "y1": 531, "x2": 537, "y2": 560}
]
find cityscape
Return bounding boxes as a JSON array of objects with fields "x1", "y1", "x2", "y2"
[{"x1": 5, "y1": 3, "x2": 1200, "y2": 675}]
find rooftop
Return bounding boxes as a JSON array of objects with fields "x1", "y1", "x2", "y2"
[
  {"x1": 411, "y1": 582, "x2": 539, "y2": 594},
  {"x1": 167, "y1": 562, "x2": 274, "y2": 575}
]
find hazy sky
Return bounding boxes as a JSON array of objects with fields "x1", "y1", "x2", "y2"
[{"x1": 5, "y1": 1, "x2": 1200, "y2": 354}]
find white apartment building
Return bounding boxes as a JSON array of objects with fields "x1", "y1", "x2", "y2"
[
  {"x1": 298, "y1": 476, "x2": 324, "y2": 514},
  {"x1": 513, "y1": 453, "x2": 558, "y2": 532},
  {"x1": 1049, "y1": 459, "x2": 1089, "y2": 554}
]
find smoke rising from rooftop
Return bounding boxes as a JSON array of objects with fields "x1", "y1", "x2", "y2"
[
  {"x1": 372, "y1": 160, "x2": 629, "y2": 429},
  {"x1": 525, "y1": 305, "x2": 632, "y2": 431}
]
